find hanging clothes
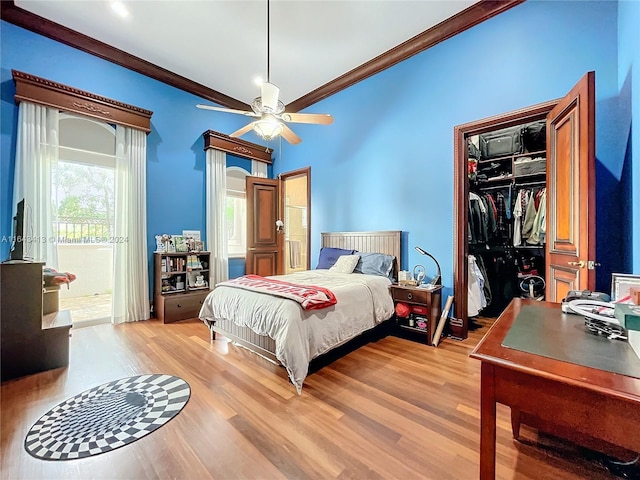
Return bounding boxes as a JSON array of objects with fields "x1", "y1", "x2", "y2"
[
  {"x1": 469, "y1": 171, "x2": 546, "y2": 318},
  {"x1": 493, "y1": 191, "x2": 510, "y2": 244},
  {"x1": 521, "y1": 189, "x2": 537, "y2": 241},
  {"x1": 527, "y1": 188, "x2": 547, "y2": 245},
  {"x1": 474, "y1": 253, "x2": 492, "y2": 307},
  {"x1": 469, "y1": 192, "x2": 488, "y2": 244},
  {"x1": 468, "y1": 255, "x2": 486, "y2": 317},
  {"x1": 513, "y1": 189, "x2": 527, "y2": 246}
]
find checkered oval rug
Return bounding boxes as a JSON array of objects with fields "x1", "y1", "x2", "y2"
[{"x1": 24, "y1": 374, "x2": 190, "y2": 460}]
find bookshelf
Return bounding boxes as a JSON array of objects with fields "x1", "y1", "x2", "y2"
[{"x1": 153, "y1": 252, "x2": 212, "y2": 323}]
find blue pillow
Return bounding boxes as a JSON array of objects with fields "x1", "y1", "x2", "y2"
[
  {"x1": 354, "y1": 252, "x2": 396, "y2": 280},
  {"x1": 316, "y1": 247, "x2": 356, "y2": 269}
]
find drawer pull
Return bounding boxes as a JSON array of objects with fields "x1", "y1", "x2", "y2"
[
  {"x1": 177, "y1": 303, "x2": 182, "y2": 308},
  {"x1": 407, "y1": 293, "x2": 413, "y2": 300}
]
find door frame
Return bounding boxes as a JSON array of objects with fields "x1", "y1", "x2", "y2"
[
  {"x1": 278, "y1": 167, "x2": 311, "y2": 272},
  {"x1": 452, "y1": 99, "x2": 559, "y2": 339}
]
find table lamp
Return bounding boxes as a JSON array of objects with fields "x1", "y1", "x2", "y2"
[{"x1": 414, "y1": 246, "x2": 442, "y2": 286}]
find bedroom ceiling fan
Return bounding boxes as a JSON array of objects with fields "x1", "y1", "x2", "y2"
[{"x1": 196, "y1": 0, "x2": 333, "y2": 145}]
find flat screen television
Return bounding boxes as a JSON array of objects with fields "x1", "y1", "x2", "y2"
[{"x1": 9, "y1": 199, "x2": 25, "y2": 261}]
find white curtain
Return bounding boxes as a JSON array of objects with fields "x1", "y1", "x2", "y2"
[
  {"x1": 12, "y1": 102, "x2": 59, "y2": 268},
  {"x1": 251, "y1": 159, "x2": 268, "y2": 178},
  {"x1": 206, "y1": 149, "x2": 229, "y2": 286},
  {"x1": 112, "y1": 125, "x2": 150, "y2": 324}
]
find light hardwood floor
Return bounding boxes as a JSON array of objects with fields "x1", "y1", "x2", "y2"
[{"x1": 0, "y1": 317, "x2": 623, "y2": 479}]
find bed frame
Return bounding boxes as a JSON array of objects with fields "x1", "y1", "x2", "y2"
[{"x1": 207, "y1": 230, "x2": 402, "y2": 363}]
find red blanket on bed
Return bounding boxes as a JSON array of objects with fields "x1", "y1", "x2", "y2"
[{"x1": 217, "y1": 274, "x2": 337, "y2": 310}]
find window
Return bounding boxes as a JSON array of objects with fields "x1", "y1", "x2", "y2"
[
  {"x1": 53, "y1": 114, "x2": 116, "y2": 326},
  {"x1": 226, "y1": 167, "x2": 248, "y2": 257}
]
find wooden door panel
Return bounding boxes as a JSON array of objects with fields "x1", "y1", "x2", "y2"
[
  {"x1": 548, "y1": 265, "x2": 579, "y2": 303},
  {"x1": 253, "y1": 186, "x2": 278, "y2": 245},
  {"x1": 252, "y1": 253, "x2": 278, "y2": 277},
  {"x1": 552, "y1": 114, "x2": 574, "y2": 245},
  {"x1": 546, "y1": 71, "x2": 596, "y2": 301},
  {"x1": 246, "y1": 177, "x2": 281, "y2": 276}
]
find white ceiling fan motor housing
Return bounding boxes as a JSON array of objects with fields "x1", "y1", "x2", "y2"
[{"x1": 261, "y1": 82, "x2": 280, "y2": 112}]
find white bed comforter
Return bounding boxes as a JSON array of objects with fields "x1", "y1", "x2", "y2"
[{"x1": 199, "y1": 270, "x2": 394, "y2": 393}]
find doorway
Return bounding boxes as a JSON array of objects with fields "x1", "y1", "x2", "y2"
[
  {"x1": 281, "y1": 167, "x2": 310, "y2": 273},
  {"x1": 452, "y1": 72, "x2": 596, "y2": 340},
  {"x1": 245, "y1": 167, "x2": 311, "y2": 276},
  {"x1": 53, "y1": 114, "x2": 116, "y2": 327},
  {"x1": 452, "y1": 101, "x2": 556, "y2": 339}
]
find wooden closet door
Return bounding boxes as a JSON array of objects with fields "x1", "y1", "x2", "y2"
[
  {"x1": 545, "y1": 71, "x2": 596, "y2": 301},
  {"x1": 246, "y1": 177, "x2": 283, "y2": 276}
]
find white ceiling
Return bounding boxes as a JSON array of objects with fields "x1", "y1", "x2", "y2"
[{"x1": 15, "y1": 0, "x2": 478, "y2": 108}]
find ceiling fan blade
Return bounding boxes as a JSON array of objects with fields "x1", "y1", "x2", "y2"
[
  {"x1": 196, "y1": 104, "x2": 257, "y2": 117},
  {"x1": 281, "y1": 112, "x2": 334, "y2": 125},
  {"x1": 229, "y1": 122, "x2": 256, "y2": 138},
  {"x1": 281, "y1": 124, "x2": 302, "y2": 144}
]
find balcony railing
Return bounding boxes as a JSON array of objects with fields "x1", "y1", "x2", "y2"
[{"x1": 55, "y1": 216, "x2": 113, "y2": 244}]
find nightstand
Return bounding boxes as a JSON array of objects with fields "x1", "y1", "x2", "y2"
[{"x1": 389, "y1": 284, "x2": 443, "y2": 345}]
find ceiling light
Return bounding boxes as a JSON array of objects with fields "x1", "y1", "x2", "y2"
[
  {"x1": 253, "y1": 115, "x2": 284, "y2": 141},
  {"x1": 110, "y1": 1, "x2": 129, "y2": 18}
]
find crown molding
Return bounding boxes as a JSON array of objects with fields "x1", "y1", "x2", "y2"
[
  {"x1": 287, "y1": 0, "x2": 525, "y2": 112},
  {"x1": 0, "y1": 0, "x2": 249, "y2": 111},
  {"x1": 203, "y1": 130, "x2": 273, "y2": 164},
  {"x1": 13, "y1": 69, "x2": 153, "y2": 132},
  {"x1": 2, "y1": 0, "x2": 523, "y2": 113}
]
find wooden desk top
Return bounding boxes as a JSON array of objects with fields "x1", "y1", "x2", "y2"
[{"x1": 470, "y1": 298, "x2": 640, "y2": 403}]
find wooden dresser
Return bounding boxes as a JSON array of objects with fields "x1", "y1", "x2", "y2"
[{"x1": 0, "y1": 261, "x2": 72, "y2": 381}]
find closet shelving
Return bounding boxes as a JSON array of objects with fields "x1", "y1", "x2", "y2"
[
  {"x1": 468, "y1": 130, "x2": 547, "y2": 317},
  {"x1": 475, "y1": 149, "x2": 546, "y2": 184}
]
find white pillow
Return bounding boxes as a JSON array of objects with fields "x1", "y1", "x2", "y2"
[{"x1": 329, "y1": 254, "x2": 360, "y2": 274}]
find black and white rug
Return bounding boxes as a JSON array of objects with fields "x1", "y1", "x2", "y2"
[{"x1": 24, "y1": 374, "x2": 190, "y2": 460}]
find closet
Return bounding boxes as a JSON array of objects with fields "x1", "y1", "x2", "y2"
[
  {"x1": 467, "y1": 121, "x2": 547, "y2": 317},
  {"x1": 451, "y1": 72, "x2": 597, "y2": 340}
]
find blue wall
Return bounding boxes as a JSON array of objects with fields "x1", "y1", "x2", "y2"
[
  {"x1": 1, "y1": 0, "x2": 638, "y2": 301},
  {"x1": 275, "y1": 0, "x2": 637, "y2": 295},
  {"x1": 618, "y1": 0, "x2": 640, "y2": 273}
]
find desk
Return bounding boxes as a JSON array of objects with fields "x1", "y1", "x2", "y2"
[{"x1": 470, "y1": 298, "x2": 640, "y2": 480}]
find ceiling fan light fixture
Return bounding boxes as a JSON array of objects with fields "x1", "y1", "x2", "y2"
[{"x1": 253, "y1": 116, "x2": 284, "y2": 141}]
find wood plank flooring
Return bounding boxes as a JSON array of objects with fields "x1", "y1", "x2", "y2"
[{"x1": 0, "y1": 317, "x2": 625, "y2": 479}]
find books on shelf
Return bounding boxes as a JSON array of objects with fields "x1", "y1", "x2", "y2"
[
  {"x1": 161, "y1": 256, "x2": 186, "y2": 272},
  {"x1": 160, "y1": 253, "x2": 210, "y2": 273},
  {"x1": 186, "y1": 254, "x2": 203, "y2": 270}
]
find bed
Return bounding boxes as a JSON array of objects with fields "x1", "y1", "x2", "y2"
[{"x1": 199, "y1": 230, "x2": 402, "y2": 393}]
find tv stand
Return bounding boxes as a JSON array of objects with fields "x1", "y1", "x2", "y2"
[{"x1": 0, "y1": 261, "x2": 72, "y2": 381}]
